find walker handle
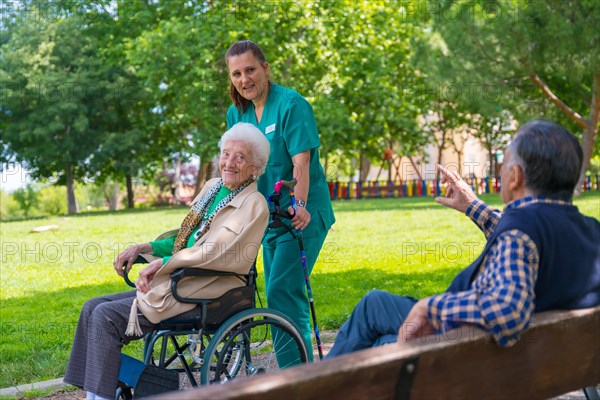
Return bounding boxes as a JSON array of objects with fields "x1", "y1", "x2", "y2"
[{"x1": 274, "y1": 179, "x2": 297, "y2": 194}]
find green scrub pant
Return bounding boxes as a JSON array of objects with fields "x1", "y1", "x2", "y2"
[{"x1": 262, "y1": 228, "x2": 328, "y2": 365}]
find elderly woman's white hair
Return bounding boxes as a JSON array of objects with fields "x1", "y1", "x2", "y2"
[{"x1": 219, "y1": 122, "x2": 270, "y2": 177}]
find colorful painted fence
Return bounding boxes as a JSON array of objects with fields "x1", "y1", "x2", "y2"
[{"x1": 328, "y1": 175, "x2": 600, "y2": 200}]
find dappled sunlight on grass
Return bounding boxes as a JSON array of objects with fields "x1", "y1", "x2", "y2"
[
  {"x1": 1, "y1": 208, "x2": 188, "y2": 300},
  {"x1": 0, "y1": 283, "x2": 145, "y2": 387}
]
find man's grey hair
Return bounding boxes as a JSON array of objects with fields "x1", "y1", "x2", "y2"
[
  {"x1": 509, "y1": 120, "x2": 582, "y2": 197},
  {"x1": 506, "y1": 140, "x2": 525, "y2": 170},
  {"x1": 219, "y1": 123, "x2": 270, "y2": 177}
]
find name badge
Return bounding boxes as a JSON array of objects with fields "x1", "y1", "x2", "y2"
[{"x1": 265, "y1": 124, "x2": 276, "y2": 134}]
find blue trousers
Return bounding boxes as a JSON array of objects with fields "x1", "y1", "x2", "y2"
[{"x1": 326, "y1": 290, "x2": 418, "y2": 358}]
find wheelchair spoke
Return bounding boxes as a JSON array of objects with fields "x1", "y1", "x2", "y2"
[{"x1": 201, "y1": 309, "x2": 308, "y2": 385}]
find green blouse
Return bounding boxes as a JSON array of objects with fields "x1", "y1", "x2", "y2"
[{"x1": 149, "y1": 185, "x2": 232, "y2": 265}]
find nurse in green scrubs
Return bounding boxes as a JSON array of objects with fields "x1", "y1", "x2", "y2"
[{"x1": 225, "y1": 40, "x2": 335, "y2": 364}]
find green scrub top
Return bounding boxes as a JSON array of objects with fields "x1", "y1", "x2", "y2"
[{"x1": 227, "y1": 83, "x2": 335, "y2": 238}]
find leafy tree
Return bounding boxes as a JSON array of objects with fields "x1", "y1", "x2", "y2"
[
  {"x1": 124, "y1": 1, "x2": 431, "y2": 182},
  {"x1": 419, "y1": 102, "x2": 468, "y2": 178},
  {"x1": 467, "y1": 112, "x2": 514, "y2": 176},
  {"x1": 307, "y1": 1, "x2": 428, "y2": 178},
  {"x1": 12, "y1": 184, "x2": 38, "y2": 218},
  {"x1": 0, "y1": 190, "x2": 19, "y2": 220},
  {"x1": 1, "y1": 0, "x2": 463, "y2": 195},
  {"x1": 422, "y1": 0, "x2": 600, "y2": 186},
  {"x1": 79, "y1": 1, "x2": 161, "y2": 209},
  {"x1": 37, "y1": 185, "x2": 67, "y2": 215},
  {"x1": 124, "y1": 1, "x2": 238, "y2": 191},
  {"x1": 1, "y1": 12, "x2": 122, "y2": 213},
  {"x1": 1, "y1": 1, "x2": 152, "y2": 212}
]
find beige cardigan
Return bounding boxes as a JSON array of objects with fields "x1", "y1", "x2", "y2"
[{"x1": 127, "y1": 178, "x2": 269, "y2": 333}]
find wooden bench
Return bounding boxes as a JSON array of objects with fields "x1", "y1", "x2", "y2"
[{"x1": 154, "y1": 306, "x2": 600, "y2": 400}]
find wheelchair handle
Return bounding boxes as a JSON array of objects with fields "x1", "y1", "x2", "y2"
[
  {"x1": 122, "y1": 255, "x2": 149, "y2": 288},
  {"x1": 274, "y1": 179, "x2": 296, "y2": 194},
  {"x1": 123, "y1": 268, "x2": 135, "y2": 288}
]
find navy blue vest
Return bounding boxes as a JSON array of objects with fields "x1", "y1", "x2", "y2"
[{"x1": 446, "y1": 201, "x2": 600, "y2": 311}]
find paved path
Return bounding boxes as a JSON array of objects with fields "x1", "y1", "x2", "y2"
[{"x1": 0, "y1": 378, "x2": 65, "y2": 398}]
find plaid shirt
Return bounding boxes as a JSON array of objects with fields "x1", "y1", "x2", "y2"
[{"x1": 427, "y1": 196, "x2": 571, "y2": 346}]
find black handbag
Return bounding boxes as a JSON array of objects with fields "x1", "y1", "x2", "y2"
[{"x1": 118, "y1": 354, "x2": 179, "y2": 398}]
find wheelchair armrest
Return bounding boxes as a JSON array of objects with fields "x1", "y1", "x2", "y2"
[
  {"x1": 170, "y1": 268, "x2": 248, "y2": 304},
  {"x1": 122, "y1": 255, "x2": 149, "y2": 288}
]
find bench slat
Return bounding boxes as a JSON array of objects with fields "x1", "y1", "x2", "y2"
[
  {"x1": 153, "y1": 306, "x2": 600, "y2": 400},
  {"x1": 411, "y1": 308, "x2": 600, "y2": 399}
]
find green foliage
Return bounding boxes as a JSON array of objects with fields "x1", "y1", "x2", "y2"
[
  {"x1": 0, "y1": 189, "x2": 23, "y2": 220},
  {"x1": 122, "y1": 0, "x2": 429, "y2": 166},
  {"x1": 80, "y1": 184, "x2": 109, "y2": 210},
  {"x1": 0, "y1": 184, "x2": 116, "y2": 221},
  {"x1": 12, "y1": 184, "x2": 39, "y2": 218},
  {"x1": 2, "y1": 16, "x2": 107, "y2": 175},
  {"x1": 589, "y1": 156, "x2": 600, "y2": 176},
  {"x1": 1, "y1": 193, "x2": 599, "y2": 386},
  {"x1": 1, "y1": 3, "x2": 154, "y2": 212},
  {"x1": 418, "y1": 0, "x2": 600, "y2": 175},
  {"x1": 2, "y1": 0, "x2": 598, "y2": 213},
  {"x1": 37, "y1": 185, "x2": 67, "y2": 216}
]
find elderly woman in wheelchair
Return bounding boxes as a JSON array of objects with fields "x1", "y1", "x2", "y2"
[{"x1": 64, "y1": 123, "x2": 308, "y2": 400}]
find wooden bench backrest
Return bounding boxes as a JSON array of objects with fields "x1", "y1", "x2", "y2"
[{"x1": 155, "y1": 306, "x2": 600, "y2": 400}]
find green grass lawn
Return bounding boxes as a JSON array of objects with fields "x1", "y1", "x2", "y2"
[{"x1": 1, "y1": 192, "x2": 599, "y2": 387}]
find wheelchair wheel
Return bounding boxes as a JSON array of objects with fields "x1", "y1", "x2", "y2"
[
  {"x1": 200, "y1": 308, "x2": 308, "y2": 385},
  {"x1": 116, "y1": 385, "x2": 132, "y2": 400},
  {"x1": 142, "y1": 330, "x2": 211, "y2": 388}
]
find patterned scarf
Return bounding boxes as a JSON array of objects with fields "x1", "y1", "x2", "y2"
[{"x1": 172, "y1": 178, "x2": 252, "y2": 253}]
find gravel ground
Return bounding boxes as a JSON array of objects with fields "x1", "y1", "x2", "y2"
[
  {"x1": 27, "y1": 383, "x2": 594, "y2": 400},
  {"x1": 25, "y1": 333, "x2": 337, "y2": 400}
]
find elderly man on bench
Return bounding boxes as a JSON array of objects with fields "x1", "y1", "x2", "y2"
[{"x1": 327, "y1": 119, "x2": 600, "y2": 358}]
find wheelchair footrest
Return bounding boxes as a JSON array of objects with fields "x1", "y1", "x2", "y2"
[{"x1": 118, "y1": 354, "x2": 179, "y2": 398}]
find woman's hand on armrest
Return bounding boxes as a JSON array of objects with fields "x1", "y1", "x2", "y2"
[
  {"x1": 136, "y1": 259, "x2": 163, "y2": 293},
  {"x1": 114, "y1": 242, "x2": 153, "y2": 276}
]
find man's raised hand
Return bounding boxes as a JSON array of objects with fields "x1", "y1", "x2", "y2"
[{"x1": 434, "y1": 164, "x2": 478, "y2": 213}]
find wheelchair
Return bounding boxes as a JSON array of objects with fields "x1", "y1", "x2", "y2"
[{"x1": 115, "y1": 230, "x2": 309, "y2": 399}]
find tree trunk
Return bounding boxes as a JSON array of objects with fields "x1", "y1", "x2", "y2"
[
  {"x1": 578, "y1": 73, "x2": 600, "y2": 188},
  {"x1": 195, "y1": 159, "x2": 203, "y2": 196},
  {"x1": 195, "y1": 160, "x2": 215, "y2": 196},
  {"x1": 358, "y1": 151, "x2": 371, "y2": 181},
  {"x1": 105, "y1": 182, "x2": 120, "y2": 211},
  {"x1": 392, "y1": 156, "x2": 403, "y2": 182},
  {"x1": 451, "y1": 131, "x2": 467, "y2": 177},
  {"x1": 407, "y1": 156, "x2": 424, "y2": 181},
  {"x1": 126, "y1": 174, "x2": 134, "y2": 209},
  {"x1": 436, "y1": 140, "x2": 444, "y2": 180},
  {"x1": 358, "y1": 150, "x2": 363, "y2": 181},
  {"x1": 174, "y1": 157, "x2": 181, "y2": 187},
  {"x1": 488, "y1": 146, "x2": 494, "y2": 177},
  {"x1": 530, "y1": 73, "x2": 600, "y2": 189},
  {"x1": 579, "y1": 121, "x2": 598, "y2": 188},
  {"x1": 387, "y1": 140, "x2": 393, "y2": 182},
  {"x1": 66, "y1": 163, "x2": 78, "y2": 214}
]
